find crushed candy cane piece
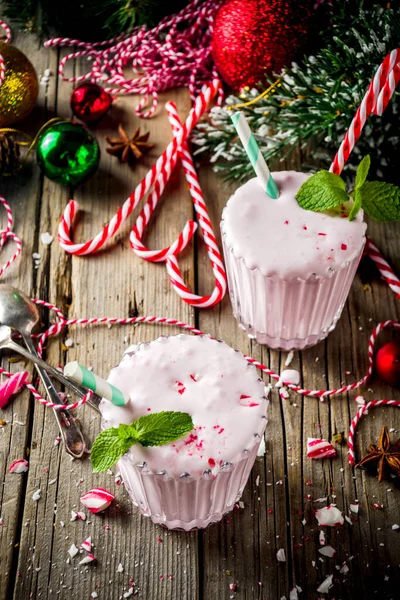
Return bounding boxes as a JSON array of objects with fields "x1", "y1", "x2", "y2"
[
  {"x1": 307, "y1": 438, "x2": 336, "y2": 459},
  {"x1": 317, "y1": 575, "x2": 333, "y2": 594},
  {"x1": 68, "y1": 544, "x2": 79, "y2": 559},
  {"x1": 9, "y1": 459, "x2": 29, "y2": 473},
  {"x1": 80, "y1": 488, "x2": 114, "y2": 513},
  {"x1": 81, "y1": 537, "x2": 92, "y2": 552},
  {"x1": 355, "y1": 395, "x2": 365, "y2": 406},
  {"x1": 315, "y1": 506, "x2": 344, "y2": 527},
  {"x1": 115, "y1": 471, "x2": 122, "y2": 485},
  {"x1": 257, "y1": 436, "x2": 266, "y2": 457},
  {"x1": 319, "y1": 530, "x2": 326, "y2": 545},
  {"x1": 372, "y1": 503, "x2": 383, "y2": 510},
  {"x1": 340, "y1": 563, "x2": 349, "y2": 574},
  {"x1": 32, "y1": 489, "x2": 41, "y2": 502},
  {"x1": 40, "y1": 232, "x2": 54, "y2": 245},
  {"x1": 317, "y1": 574, "x2": 333, "y2": 594},
  {"x1": 91, "y1": 593, "x2": 98, "y2": 599},
  {"x1": 285, "y1": 351, "x2": 294, "y2": 367},
  {"x1": 123, "y1": 589, "x2": 134, "y2": 598},
  {"x1": 276, "y1": 369, "x2": 300, "y2": 387},
  {"x1": 350, "y1": 504, "x2": 359, "y2": 514},
  {"x1": 79, "y1": 553, "x2": 96, "y2": 565},
  {"x1": 392, "y1": 524, "x2": 399, "y2": 530},
  {"x1": 229, "y1": 583, "x2": 237, "y2": 591},
  {"x1": 65, "y1": 338, "x2": 74, "y2": 348},
  {"x1": 117, "y1": 563, "x2": 124, "y2": 573},
  {"x1": 318, "y1": 545, "x2": 336, "y2": 558},
  {"x1": 276, "y1": 548, "x2": 286, "y2": 562},
  {"x1": 71, "y1": 510, "x2": 86, "y2": 521},
  {"x1": 345, "y1": 515, "x2": 352, "y2": 525},
  {"x1": 0, "y1": 371, "x2": 30, "y2": 409},
  {"x1": 289, "y1": 589, "x2": 299, "y2": 600}
]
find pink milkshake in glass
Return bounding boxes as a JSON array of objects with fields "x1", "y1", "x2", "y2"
[
  {"x1": 221, "y1": 171, "x2": 367, "y2": 350},
  {"x1": 100, "y1": 334, "x2": 268, "y2": 530}
]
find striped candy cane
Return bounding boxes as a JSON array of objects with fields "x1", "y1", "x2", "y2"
[
  {"x1": 364, "y1": 238, "x2": 400, "y2": 300},
  {"x1": 330, "y1": 48, "x2": 400, "y2": 175},
  {"x1": 59, "y1": 81, "x2": 226, "y2": 307},
  {"x1": 58, "y1": 80, "x2": 219, "y2": 256},
  {"x1": 130, "y1": 101, "x2": 227, "y2": 307}
]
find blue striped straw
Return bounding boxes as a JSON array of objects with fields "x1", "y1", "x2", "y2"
[{"x1": 231, "y1": 112, "x2": 279, "y2": 199}]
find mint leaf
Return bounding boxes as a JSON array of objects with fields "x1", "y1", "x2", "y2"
[
  {"x1": 349, "y1": 189, "x2": 362, "y2": 221},
  {"x1": 131, "y1": 411, "x2": 194, "y2": 447},
  {"x1": 358, "y1": 181, "x2": 400, "y2": 222},
  {"x1": 296, "y1": 170, "x2": 349, "y2": 212},
  {"x1": 355, "y1": 155, "x2": 370, "y2": 189},
  {"x1": 90, "y1": 411, "x2": 194, "y2": 472},
  {"x1": 91, "y1": 427, "x2": 133, "y2": 473}
]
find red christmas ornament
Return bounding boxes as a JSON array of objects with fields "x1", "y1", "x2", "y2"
[
  {"x1": 211, "y1": 0, "x2": 315, "y2": 90},
  {"x1": 70, "y1": 83, "x2": 112, "y2": 123},
  {"x1": 375, "y1": 341, "x2": 400, "y2": 388}
]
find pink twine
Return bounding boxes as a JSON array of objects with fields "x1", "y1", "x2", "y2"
[{"x1": 44, "y1": 0, "x2": 224, "y2": 119}]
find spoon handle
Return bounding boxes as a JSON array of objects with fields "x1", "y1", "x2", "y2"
[
  {"x1": 22, "y1": 334, "x2": 87, "y2": 459},
  {"x1": 5, "y1": 339, "x2": 101, "y2": 412}
]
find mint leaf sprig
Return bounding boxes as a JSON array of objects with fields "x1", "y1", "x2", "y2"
[
  {"x1": 91, "y1": 411, "x2": 194, "y2": 473},
  {"x1": 296, "y1": 155, "x2": 400, "y2": 222}
]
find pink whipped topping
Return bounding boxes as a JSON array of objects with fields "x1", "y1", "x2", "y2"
[
  {"x1": 100, "y1": 334, "x2": 268, "y2": 477},
  {"x1": 221, "y1": 171, "x2": 367, "y2": 279}
]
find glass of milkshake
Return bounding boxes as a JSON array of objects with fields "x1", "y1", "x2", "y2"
[
  {"x1": 221, "y1": 171, "x2": 367, "y2": 350},
  {"x1": 100, "y1": 334, "x2": 268, "y2": 530}
]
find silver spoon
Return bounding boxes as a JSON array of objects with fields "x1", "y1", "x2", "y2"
[{"x1": 0, "y1": 285, "x2": 90, "y2": 458}]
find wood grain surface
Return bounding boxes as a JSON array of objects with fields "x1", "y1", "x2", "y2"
[{"x1": 0, "y1": 28, "x2": 399, "y2": 600}]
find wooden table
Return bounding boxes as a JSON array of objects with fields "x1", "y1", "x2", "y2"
[{"x1": 1, "y1": 29, "x2": 400, "y2": 600}]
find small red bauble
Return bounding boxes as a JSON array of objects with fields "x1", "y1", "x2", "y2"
[
  {"x1": 375, "y1": 341, "x2": 400, "y2": 388},
  {"x1": 211, "y1": 0, "x2": 315, "y2": 90},
  {"x1": 70, "y1": 83, "x2": 112, "y2": 123}
]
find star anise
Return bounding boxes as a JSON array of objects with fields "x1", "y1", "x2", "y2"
[
  {"x1": 106, "y1": 125, "x2": 153, "y2": 164},
  {"x1": 356, "y1": 425, "x2": 400, "y2": 482}
]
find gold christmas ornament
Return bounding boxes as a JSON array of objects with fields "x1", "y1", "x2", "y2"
[{"x1": 0, "y1": 41, "x2": 38, "y2": 127}]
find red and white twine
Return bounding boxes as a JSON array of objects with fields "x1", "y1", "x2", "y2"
[
  {"x1": 58, "y1": 80, "x2": 227, "y2": 308},
  {"x1": 44, "y1": 0, "x2": 224, "y2": 119},
  {"x1": 0, "y1": 19, "x2": 12, "y2": 87}
]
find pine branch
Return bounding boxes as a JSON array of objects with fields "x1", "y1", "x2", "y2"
[{"x1": 193, "y1": 0, "x2": 400, "y2": 184}]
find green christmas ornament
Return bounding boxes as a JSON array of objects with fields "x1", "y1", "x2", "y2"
[{"x1": 36, "y1": 120, "x2": 100, "y2": 187}]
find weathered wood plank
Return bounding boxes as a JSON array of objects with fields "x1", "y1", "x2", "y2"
[
  {"x1": 0, "y1": 28, "x2": 58, "y2": 600},
  {"x1": 11, "y1": 58, "x2": 200, "y2": 599}
]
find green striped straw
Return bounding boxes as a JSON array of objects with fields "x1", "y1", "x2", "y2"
[
  {"x1": 230, "y1": 111, "x2": 279, "y2": 199},
  {"x1": 64, "y1": 361, "x2": 129, "y2": 407}
]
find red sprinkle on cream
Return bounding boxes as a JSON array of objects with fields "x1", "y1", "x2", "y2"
[{"x1": 341, "y1": 243, "x2": 347, "y2": 250}]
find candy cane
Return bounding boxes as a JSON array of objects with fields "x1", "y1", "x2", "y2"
[
  {"x1": 44, "y1": 0, "x2": 223, "y2": 118},
  {"x1": 58, "y1": 81, "x2": 226, "y2": 307},
  {"x1": 365, "y1": 238, "x2": 400, "y2": 300},
  {"x1": 348, "y1": 400, "x2": 400, "y2": 466},
  {"x1": 330, "y1": 48, "x2": 400, "y2": 174},
  {"x1": 129, "y1": 101, "x2": 227, "y2": 307}
]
